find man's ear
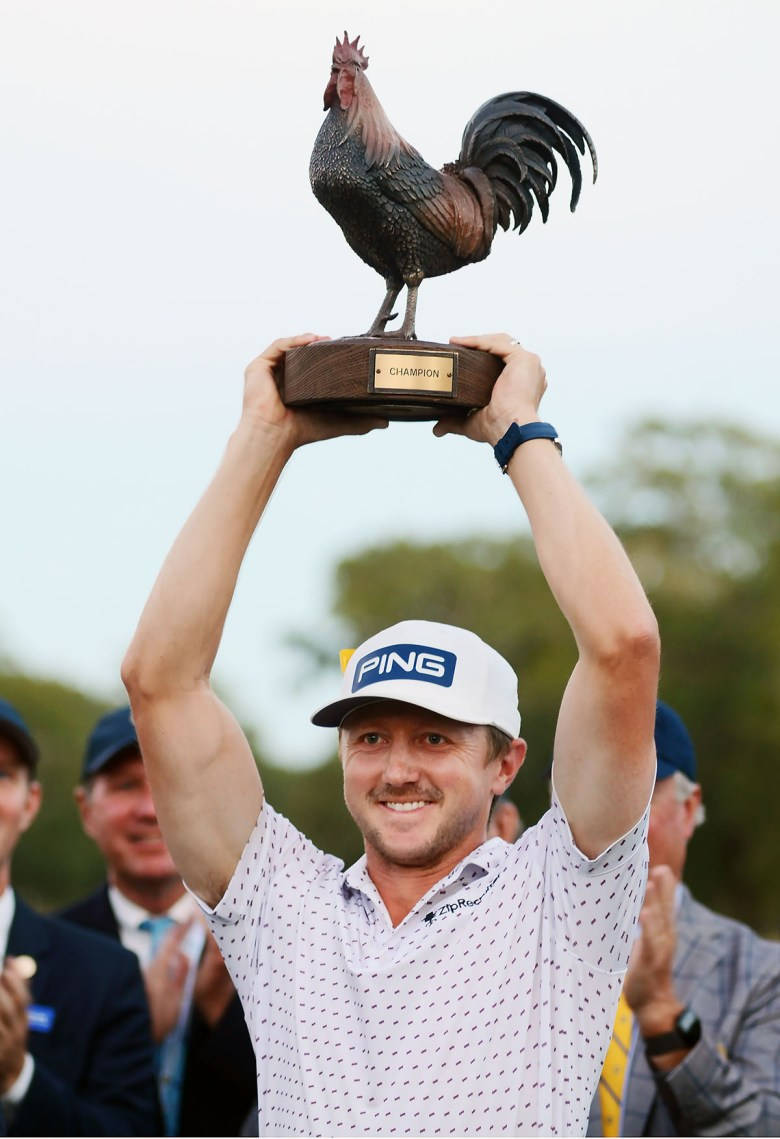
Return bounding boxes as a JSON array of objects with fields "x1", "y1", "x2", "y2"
[
  {"x1": 681, "y1": 784, "x2": 703, "y2": 839},
  {"x1": 73, "y1": 784, "x2": 95, "y2": 838},
  {"x1": 20, "y1": 780, "x2": 42, "y2": 834},
  {"x1": 492, "y1": 738, "x2": 527, "y2": 796}
]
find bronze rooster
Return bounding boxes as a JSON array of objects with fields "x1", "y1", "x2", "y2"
[{"x1": 309, "y1": 33, "x2": 597, "y2": 340}]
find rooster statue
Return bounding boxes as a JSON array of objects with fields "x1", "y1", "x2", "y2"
[{"x1": 310, "y1": 33, "x2": 597, "y2": 340}]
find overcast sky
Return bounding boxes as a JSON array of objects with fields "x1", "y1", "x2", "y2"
[{"x1": 2, "y1": 0, "x2": 778, "y2": 767}]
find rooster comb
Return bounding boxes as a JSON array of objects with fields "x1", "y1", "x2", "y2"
[{"x1": 332, "y1": 31, "x2": 369, "y2": 70}]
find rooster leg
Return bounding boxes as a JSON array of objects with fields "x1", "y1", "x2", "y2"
[
  {"x1": 364, "y1": 280, "x2": 402, "y2": 337},
  {"x1": 399, "y1": 283, "x2": 419, "y2": 340}
]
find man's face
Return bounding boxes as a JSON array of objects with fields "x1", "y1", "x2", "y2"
[
  {"x1": 340, "y1": 702, "x2": 524, "y2": 872},
  {"x1": 76, "y1": 751, "x2": 178, "y2": 889},
  {"x1": 0, "y1": 737, "x2": 41, "y2": 890},
  {"x1": 647, "y1": 774, "x2": 701, "y2": 878}
]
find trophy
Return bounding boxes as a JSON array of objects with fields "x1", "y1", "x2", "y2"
[{"x1": 281, "y1": 33, "x2": 597, "y2": 420}]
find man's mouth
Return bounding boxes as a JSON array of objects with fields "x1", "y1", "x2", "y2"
[{"x1": 380, "y1": 801, "x2": 433, "y2": 813}]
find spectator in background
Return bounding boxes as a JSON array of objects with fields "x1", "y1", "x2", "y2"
[
  {"x1": 588, "y1": 700, "x2": 780, "y2": 1137},
  {"x1": 486, "y1": 793, "x2": 523, "y2": 842},
  {"x1": 60, "y1": 706, "x2": 256, "y2": 1137},
  {"x1": 0, "y1": 698, "x2": 159, "y2": 1135}
]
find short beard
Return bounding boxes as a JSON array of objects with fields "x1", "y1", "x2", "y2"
[{"x1": 349, "y1": 796, "x2": 486, "y2": 870}]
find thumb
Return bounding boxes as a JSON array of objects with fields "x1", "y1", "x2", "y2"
[{"x1": 433, "y1": 416, "x2": 467, "y2": 438}]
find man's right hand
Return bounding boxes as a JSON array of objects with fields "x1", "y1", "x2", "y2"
[
  {"x1": 241, "y1": 334, "x2": 388, "y2": 450},
  {"x1": 143, "y1": 923, "x2": 192, "y2": 1043},
  {"x1": 0, "y1": 960, "x2": 30, "y2": 1094}
]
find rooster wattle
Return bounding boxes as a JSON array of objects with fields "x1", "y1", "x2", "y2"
[{"x1": 309, "y1": 32, "x2": 597, "y2": 340}]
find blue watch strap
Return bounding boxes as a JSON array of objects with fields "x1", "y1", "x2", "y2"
[{"x1": 493, "y1": 421, "x2": 562, "y2": 472}]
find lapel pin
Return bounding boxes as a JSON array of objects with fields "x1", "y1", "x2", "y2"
[{"x1": 13, "y1": 955, "x2": 37, "y2": 981}]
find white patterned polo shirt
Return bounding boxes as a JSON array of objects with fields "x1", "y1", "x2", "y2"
[{"x1": 195, "y1": 787, "x2": 649, "y2": 1137}]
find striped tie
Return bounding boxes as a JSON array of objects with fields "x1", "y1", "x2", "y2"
[{"x1": 599, "y1": 989, "x2": 634, "y2": 1136}]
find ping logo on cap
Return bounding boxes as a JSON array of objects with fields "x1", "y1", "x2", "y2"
[{"x1": 351, "y1": 643, "x2": 456, "y2": 692}]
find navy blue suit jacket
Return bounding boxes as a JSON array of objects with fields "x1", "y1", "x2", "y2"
[
  {"x1": 2, "y1": 896, "x2": 159, "y2": 1136},
  {"x1": 60, "y1": 885, "x2": 256, "y2": 1137}
]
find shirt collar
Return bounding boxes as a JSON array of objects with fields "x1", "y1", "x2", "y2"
[
  {"x1": 0, "y1": 888, "x2": 15, "y2": 958},
  {"x1": 341, "y1": 837, "x2": 502, "y2": 899},
  {"x1": 108, "y1": 884, "x2": 194, "y2": 933}
]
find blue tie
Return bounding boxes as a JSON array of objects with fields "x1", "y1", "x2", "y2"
[{"x1": 140, "y1": 916, "x2": 188, "y2": 1136}]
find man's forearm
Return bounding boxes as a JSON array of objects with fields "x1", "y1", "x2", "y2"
[
  {"x1": 505, "y1": 437, "x2": 657, "y2": 660},
  {"x1": 123, "y1": 419, "x2": 292, "y2": 696}
]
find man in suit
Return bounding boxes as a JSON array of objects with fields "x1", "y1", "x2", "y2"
[
  {"x1": 588, "y1": 701, "x2": 780, "y2": 1136},
  {"x1": 61, "y1": 706, "x2": 256, "y2": 1137},
  {"x1": 0, "y1": 698, "x2": 159, "y2": 1135}
]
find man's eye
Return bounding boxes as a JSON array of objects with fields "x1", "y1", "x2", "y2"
[
  {"x1": 362, "y1": 733, "x2": 381, "y2": 745},
  {"x1": 426, "y1": 734, "x2": 445, "y2": 745}
]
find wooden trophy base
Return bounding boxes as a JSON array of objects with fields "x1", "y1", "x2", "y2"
[{"x1": 281, "y1": 337, "x2": 503, "y2": 421}]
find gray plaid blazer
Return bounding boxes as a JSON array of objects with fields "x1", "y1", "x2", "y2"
[{"x1": 587, "y1": 885, "x2": 780, "y2": 1136}]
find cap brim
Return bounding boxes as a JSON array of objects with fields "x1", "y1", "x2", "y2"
[
  {"x1": 0, "y1": 720, "x2": 38, "y2": 772},
  {"x1": 655, "y1": 757, "x2": 678, "y2": 781},
  {"x1": 311, "y1": 693, "x2": 511, "y2": 733},
  {"x1": 83, "y1": 738, "x2": 140, "y2": 779}
]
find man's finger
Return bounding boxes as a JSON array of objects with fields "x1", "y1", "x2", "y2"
[
  {"x1": 432, "y1": 415, "x2": 468, "y2": 439},
  {"x1": 0, "y1": 966, "x2": 29, "y2": 1006},
  {"x1": 649, "y1": 864, "x2": 677, "y2": 907},
  {"x1": 449, "y1": 333, "x2": 517, "y2": 356},
  {"x1": 305, "y1": 412, "x2": 389, "y2": 442},
  {"x1": 258, "y1": 334, "x2": 330, "y2": 366}
]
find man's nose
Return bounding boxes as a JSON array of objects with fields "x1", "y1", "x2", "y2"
[
  {"x1": 383, "y1": 743, "x2": 420, "y2": 785},
  {"x1": 135, "y1": 785, "x2": 158, "y2": 821}
]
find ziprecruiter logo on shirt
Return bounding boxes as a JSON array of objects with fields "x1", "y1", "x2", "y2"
[{"x1": 423, "y1": 873, "x2": 500, "y2": 925}]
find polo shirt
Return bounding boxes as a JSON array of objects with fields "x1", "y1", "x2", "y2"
[{"x1": 197, "y1": 788, "x2": 649, "y2": 1136}]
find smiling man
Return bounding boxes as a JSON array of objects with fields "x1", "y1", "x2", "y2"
[
  {"x1": 122, "y1": 332, "x2": 660, "y2": 1136},
  {"x1": 61, "y1": 707, "x2": 256, "y2": 1136},
  {"x1": 0, "y1": 699, "x2": 159, "y2": 1135}
]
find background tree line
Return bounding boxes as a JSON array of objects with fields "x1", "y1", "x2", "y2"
[{"x1": 3, "y1": 420, "x2": 778, "y2": 935}]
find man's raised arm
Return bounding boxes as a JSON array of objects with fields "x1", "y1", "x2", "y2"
[
  {"x1": 437, "y1": 334, "x2": 660, "y2": 856},
  {"x1": 121, "y1": 335, "x2": 386, "y2": 907}
]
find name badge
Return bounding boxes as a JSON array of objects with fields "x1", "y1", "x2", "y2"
[{"x1": 28, "y1": 1004, "x2": 56, "y2": 1033}]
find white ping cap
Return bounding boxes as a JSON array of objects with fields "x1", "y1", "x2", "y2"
[{"x1": 310, "y1": 619, "x2": 521, "y2": 738}]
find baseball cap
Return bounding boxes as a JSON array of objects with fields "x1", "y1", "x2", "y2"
[
  {"x1": 311, "y1": 620, "x2": 521, "y2": 738},
  {"x1": 655, "y1": 700, "x2": 696, "y2": 781},
  {"x1": 0, "y1": 699, "x2": 40, "y2": 774},
  {"x1": 82, "y1": 706, "x2": 139, "y2": 780}
]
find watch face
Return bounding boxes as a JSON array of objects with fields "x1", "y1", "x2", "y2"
[{"x1": 677, "y1": 1007, "x2": 701, "y2": 1044}]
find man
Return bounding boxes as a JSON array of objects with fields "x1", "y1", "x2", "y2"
[
  {"x1": 121, "y1": 331, "x2": 661, "y2": 1135},
  {"x1": 60, "y1": 705, "x2": 256, "y2": 1137},
  {"x1": 487, "y1": 793, "x2": 523, "y2": 842},
  {"x1": 588, "y1": 701, "x2": 780, "y2": 1137},
  {"x1": 0, "y1": 697, "x2": 159, "y2": 1135}
]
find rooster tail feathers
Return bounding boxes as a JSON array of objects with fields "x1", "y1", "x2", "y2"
[{"x1": 457, "y1": 91, "x2": 596, "y2": 232}]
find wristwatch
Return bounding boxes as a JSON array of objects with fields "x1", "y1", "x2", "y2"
[{"x1": 644, "y1": 1006, "x2": 701, "y2": 1056}]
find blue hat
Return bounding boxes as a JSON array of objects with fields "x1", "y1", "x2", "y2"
[
  {"x1": 0, "y1": 699, "x2": 40, "y2": 774},
  {"x1": 82, "y1": 706, "x2": 139, "y2": 780},
  {"x1": 655, "y1": 700, "x2": 696, "y2": 782}
]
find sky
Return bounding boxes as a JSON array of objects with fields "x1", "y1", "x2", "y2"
[{"x1": 2, "y1": 0, "x2": 779, "y2": 768}]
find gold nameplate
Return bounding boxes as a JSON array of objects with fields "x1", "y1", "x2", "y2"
[{"x1": 369, "y1": 350, "x2": 457, "y2": 397}]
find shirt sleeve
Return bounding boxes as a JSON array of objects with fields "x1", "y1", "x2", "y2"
[
  {"x1": 526, "y1": 783, "x2": 650, "y2": 974},
  {"x1": 188, "y1": 802, "x2": 340, "y2": 986}
]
